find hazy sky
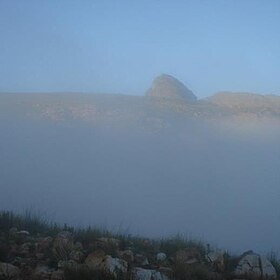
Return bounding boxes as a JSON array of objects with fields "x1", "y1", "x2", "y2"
[{"x1": 0, "y1": 0, "x2": 279, "y2": 97}]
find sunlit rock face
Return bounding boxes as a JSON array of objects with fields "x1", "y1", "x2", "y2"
[{"x1": 146, "y1": 74, "x2": 197, "y2": 102}]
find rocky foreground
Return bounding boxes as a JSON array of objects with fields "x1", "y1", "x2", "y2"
[{"x1": 0, "y1": 211, "x2": 278, "y2": 280}]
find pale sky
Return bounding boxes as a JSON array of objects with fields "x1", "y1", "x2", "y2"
[{"x1": 0, "y1": 0, "x2": 279, "y2": 97}]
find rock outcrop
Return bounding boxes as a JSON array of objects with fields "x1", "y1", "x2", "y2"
[
  {"x1": 235, "y1": 251, "x2": 277, "y2": 278},
  {"x1": 146, "y1": 74, "x2": 197, "y2": 102},
  {"x1": 0, "y1": 218, "x2": 278, "y2": 280}
]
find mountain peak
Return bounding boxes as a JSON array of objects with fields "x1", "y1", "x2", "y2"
[{"x1": 146, "y1": 74, "x2": 197, "y2": 102}]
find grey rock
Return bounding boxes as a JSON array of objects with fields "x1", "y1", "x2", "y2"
[
  {"x1": 69, "y1": 250, "x2": 84, "y2": 263},
  {"x1": 175, "y1": 248, "x2": 201, "y2": 265},
  {"x1": 85, "y1": 252, "x2": 127, "y2": 277},
  {"x1": 57, "y1": 260, "x2": 78, "y2": 270},
  {"x1": 133, "y1": 267, "x2": 153, "y2": 280},
  {"x1": 17, "y1": 230, "x2": 30, "y2": 236},
  {"x1": 261, "y1": 256, "x2": 277, "y2": 278},
  {"x1": 85, "y1": 250, "x2": 105, "y2": 270},
  {"x1": 206, "y1": 250, "x2": 225, "y2": 272},
  {"x1": 0, "y1": 262, "x2": 20, "y2": 280},
  {"x1": 102, "y1": 255, "x2": 128, "y2": 276},
  {"x1": 118, "y1": 250, "x2": 134, "y2": 263},
  {"x1": 235, "y1": 251, "x2": 276, "y2": 278},
  {"x1": 146, "y1": 74, "x2": 197, "y2": 102},
  {"x1": 156, "y1": 252, "x2": 167, "y2": 262},
  {"x1": 132, "y1": 267, "x2": 170, "y2": 280}
]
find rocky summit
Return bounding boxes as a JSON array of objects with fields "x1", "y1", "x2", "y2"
[{"x1": 145, "y1": 74, "x2": 197, "y2": 102}]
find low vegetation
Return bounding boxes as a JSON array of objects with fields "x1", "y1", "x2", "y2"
[{"x1": 0, "y1": 210, "x2": 279, "y2": 280}]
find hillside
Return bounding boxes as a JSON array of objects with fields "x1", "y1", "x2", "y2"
[
  {"x1": 0, "y1": 211, "x2": 279, "y2": 280},
  {"x1": 1, "y1": 75, "x2": 279, "y2": 129}
]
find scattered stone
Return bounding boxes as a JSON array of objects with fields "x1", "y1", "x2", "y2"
[
  {"x1": 50, "y1": 269, "x2": 64, "y2": 280},
  {"x1": 132, "y1": 267, "x2": 170, "y2": 280},
  {"x1": 2, "y1": 215, "x2": 278, "y2": 280},
  {"x1": 37, "y1": 236, "x2": 53, "y2": 253},
  {"x1": 85, "y1": 252, "x2": 127, "y2": 277},
  {"x1": 17, "y1": 230, "x2": 30, "y2": 236},
  {"x1": 0, "y1": 262, "x2": 20, "y2": 280},
  {"x1": 175, "y1": 248, "x2": 201, "y2": 265},
  {"x1": 85, "y1": 250, "x2": 106, "y2": 270},
  {"x1": 102, "y1": 255, "x2": 128, "y2": 276},
  {"x1": 156, "y1": 252, "x2": 167, "y2": 262},
  {"x1": 135, "y1": 254, "x2": 149, "y2": 266},
  {"x1": 132, "y1": 267, "x2": 153, "y2": 280},
  {"x1": 118, "y1": 249, "x2": 134, "y2": 263},
  {"x1": 33, "y1": 265, "x2": 54, "y2": 280},
  {"x1": 58, "y1": 260, "x2": 78, "y2": 270},
  {"x1": 69, "y1": 250, "x2": 84, "y2": 263},
  {"x1": 152, "y1": 271, "x2": 167, "y2": 280}
]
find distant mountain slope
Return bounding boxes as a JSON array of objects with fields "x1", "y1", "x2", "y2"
[
  {"x1": 208, "y1": 91, "x2": 280, "y2": 110},
  {"x1": 207, "y1": 92, "x2": 280, "y2": 121},
  {"x1": 0, "y1": 75, "x2": 279, "y2": 128}
]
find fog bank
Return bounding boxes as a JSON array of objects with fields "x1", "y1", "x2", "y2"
[{"x1": 0, "y1": 118, "x2": 279, "y2": 253}]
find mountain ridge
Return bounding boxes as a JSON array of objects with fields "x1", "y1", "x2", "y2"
[{"x1": 0, "y1": 75, "x2": 279, "y2": 128}]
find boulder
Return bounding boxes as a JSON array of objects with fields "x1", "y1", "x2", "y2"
[
  {"x1": 133, "y1": 267, "x2": 153, "y2": 280},
  {"x1": 206, "y1": 250, "x2": 225, "y2": 272},
  {"x1": 132, "y1": 267, "x2": 170, "y2": 280},
  {"x1": 85, "y1": 250, "x2": 106, "y2": 270},
  {"x1": 261, "y1": 256, "x2": 277, "y2": 278},
  {"x1": 156, "y1": 252, "x2": 167, "y2": 262},
  {"x1": 0, "y1": 262, "x2": 20, "y2": 280},
  {"x1": 85, "y1": 252, "x2": 127, "y2": 277},
  {"x1": 117, "y1": 249, "x2": 134, "y2": 263},
  {"x1": 102, "y1": 255, "x2": 128, "y2": 276},
  {"x1": 17, "y1": 230, "x2": 30, "y2": 236},
  {"x1": 235, "y1": 251, "x2": 276, "y2": 278}
]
